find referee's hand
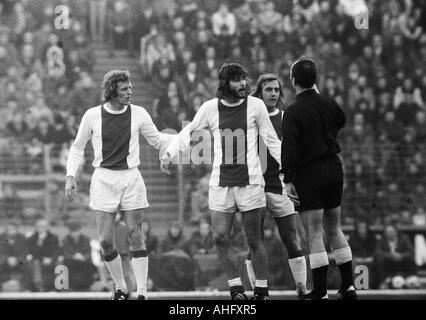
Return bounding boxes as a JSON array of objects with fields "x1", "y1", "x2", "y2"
[
  {"x1": 65, "y1": 176, "x2": 78, "y2": 202},
  {"x1": 285, "y1": 182, "x2": 300, "y2": 207}
]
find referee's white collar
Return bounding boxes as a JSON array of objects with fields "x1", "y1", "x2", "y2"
[{"x1": 103, "y1": 103, "x2": 129, "y2": 114}]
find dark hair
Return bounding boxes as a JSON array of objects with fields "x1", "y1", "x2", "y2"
[
  {"x1": 102, "y1": 70, "x2": 130, "y2": 101},
  {"x1": 290, "y1": 57, "x2": 317, "y2": 88},
  {"x1": 216, "y1": 63, "x2": 250, "y2": 99},
  {"x1": 251, "y1": 73, "x2": 285, "y2": 110}
]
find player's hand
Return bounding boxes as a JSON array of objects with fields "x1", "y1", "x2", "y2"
[
  {"x1": 65, "y1": 176, "x2": 78, "y2": 202},
  {"x1": 285, "y1": 182, "x2": 300, "y2": 207},
  {"x1": 160, "y1": 162, "x2": 172, "y2": 175}
]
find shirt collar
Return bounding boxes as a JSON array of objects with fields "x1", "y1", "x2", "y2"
[{"x1": 296, "y1": 88, "x2": 317, "y2": 100}]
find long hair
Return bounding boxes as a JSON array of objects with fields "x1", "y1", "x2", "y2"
[
  {"x1": 251, "y1": 73, "x2": 285, "y2": 110},
  {"x1": 102, "y1": 70, "x2": 130, "y2": 101},
  {"x1": 216, "y1": 63, "x2": 251, "y2": 99}
]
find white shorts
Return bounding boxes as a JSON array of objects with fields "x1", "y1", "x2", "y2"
[
  {"x1": 266, "y1": 191, "x2": 296, "y2": 218},
  {"x1": 89, "y1": 167, "x2": 149, "y2": 213},
  {"x1": 209, "y1": 185, "x2": 266, "y2": 213}
]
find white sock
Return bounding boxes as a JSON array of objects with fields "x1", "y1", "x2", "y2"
[
  {"x1": 227, "y1": 277, "x2": 243, "y2": 287},
  {"x1": 132, "y1": 256, "x2": 148, "y2": 297},
  {"x1": 288, "y1": 256, "x2": 307, "y2": 294},
  {"x1": 309, "y1": 252, "x2": 329, "y2": 269},
  {"x1": 334, "y1": 246, "x2": 352, "y2": 265},
  {"x1": 105, "y1": 253, "x2": 127, "y2": 292},
  {"x1": 255, "y1": 279, "x2": 268, "y2": 288},
  {"x1": 245, "y1": 259, "x2": 256, "y2": 289}
]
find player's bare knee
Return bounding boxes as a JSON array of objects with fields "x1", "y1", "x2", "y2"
[
  {"x1": 127, "y1": 226, "x2": 143, "y2": 246},
  {"x1": 283, "y1": 234, "x2": 300, "y2": 254},
  {"x1": 327, "y1": 226, "x2": 341, "y2": 240},
  {"x1": 246, "y1": 236, "x2": 261, "y2": 252},
  {"x1": 99, "y1": 238, "x2": 114, "y2": 254}
]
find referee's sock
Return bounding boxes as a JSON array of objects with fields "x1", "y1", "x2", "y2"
[
  {"x1": 309, "y1": 252, "x2": 329, "y2": 297},
  {"x1": 104, "y1": 250, "x2": 127, "y2": 293},
  {"x1": 334, "y1": 246, "x2": 354, "y2": 291},
  {"x1": 254, "y1": 279, "x2": 269, "y2": 297}
]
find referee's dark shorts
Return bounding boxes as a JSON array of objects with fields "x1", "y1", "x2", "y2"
[{"x1": 294, "y1": 154, "x2": 343, "y2": 212}]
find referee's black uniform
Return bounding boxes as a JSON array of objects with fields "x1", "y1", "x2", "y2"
[{"x1": 281, "y1": 88, "x2": 346, "y2": 212}]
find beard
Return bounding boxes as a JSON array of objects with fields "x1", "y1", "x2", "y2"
[{"x1": 227, "y1": 86, "x2": 247, "y2": 99}]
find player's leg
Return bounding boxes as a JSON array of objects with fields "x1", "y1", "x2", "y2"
[
  {"x1": 241, "y1": 208, "x2": 269, "y2": 299},
  {"x1": 276, "y1": 214, "x2": 307, "y2": 296},
  {"x1": 211, "y1": 209, "x2": 245, "y2": 299},
  {"x1": 300, "y1": 209, "x2": 329, "y2": 299},
  {"x1": 121, "y1": 254, "x2": 137, "y2": 293},
  {"x1": 267, "y1": 192, "x2": 307, "y2": 296},
  {"x1": 323, "y1": 206, "x2": 357, "y2": 299},
  {"x1": 245, "y1": 208, "x2": 266, "y2": 290},
  {"x1": 120, "y1": 169, "x2": 150, "y2": 299},
  {"x1": 96, "y1": 210, "x2": 129, "y2": 299},
  {"x1": 122, "y1": 209, "x2": 148, "y2": 300}
]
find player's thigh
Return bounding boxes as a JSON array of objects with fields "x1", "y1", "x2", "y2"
[
  {"x1": 234, "y1": 184, "x2": 266, "y2": 212},
  {"x1": 323, "y1": 206, "x2": 342, "y2": 232},
  {"x1": 95, "y1": 210, "x2": 117, "y2": 242},
  {"x1": 299, "y1": 209, "x2": 324, "y2": 235},
  {"x1": 121, "y1": 169, "x2": 149, "y2": 211},
  {"x1": 122, "y1": 209, "x2": 144, "y2": 229},
  {"x1": 208, "y1": 186, "x2": 236, "y2": 213},
  {"x1": 240, "y1": 207, "x2": 264, "y2": 240},
  {"x1": 266, "y1": 192, "x2": 296, "y2": 218},
  {"x1": 89, "y1": 168, "x2": 121, "y2": 213},
  {"x1": 210, "y1": 209, "x2": 235, "y2": 238}
]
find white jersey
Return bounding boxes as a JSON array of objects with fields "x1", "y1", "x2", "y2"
[
  {"x1": 165, "y1": 96, "x2": 281, "y2": 187},
  {"x1": 66, "y1": 103, "x2": 172, "y2": 177}
]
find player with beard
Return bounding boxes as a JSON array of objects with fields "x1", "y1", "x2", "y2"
[{"x1": 162, "y1": 63, "x2": 281, "y2": 300}]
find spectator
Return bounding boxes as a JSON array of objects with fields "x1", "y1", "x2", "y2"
[
  {"x1": 187, "y1": 218, "x2": 215, "y2": 257},
  {"x1": 26, "y1": 219, "x2": 61, "y2": 291},
  {"x1": 62, "y1": 218, "x2": 97, "y2": 291},
  {"x1": 141, "y1": 220, "x2": 158, "y2": 255},
  {"x1": 0, "y1": 222, "x2": 28, "y2": 291},
  {"x1": 211, "y1": 3, "x2": 236, "y2": 37},
  {"x1": 375, "y1": 220, "x2": 416, "y2": 288},
  {"x1": 151, "y1": 221, "x2": 195, "y2": 290}
]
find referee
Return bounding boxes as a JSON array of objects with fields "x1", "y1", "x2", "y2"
[{"x1": 282, "y1": 57, "x2": 357, "y2": 300}]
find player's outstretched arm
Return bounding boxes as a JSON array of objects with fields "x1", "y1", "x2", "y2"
[{"x1": 161, "y1": 101, "x2": 210, "y2": 165}]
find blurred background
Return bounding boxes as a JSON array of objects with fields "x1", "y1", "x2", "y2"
[{"x1": 0, "y1": 0, "x2": 425, "y2": 294}]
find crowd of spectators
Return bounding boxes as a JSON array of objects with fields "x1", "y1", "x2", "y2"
[
  {"x1": 121, "y1": 0, "x2": 426, "y2": 228},
  {"x1": 0, "y1": 0, "x2": 97, "y2": 177}
]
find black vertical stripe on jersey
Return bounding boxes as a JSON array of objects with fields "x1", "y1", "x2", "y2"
[
  {"x1": 262, "y1": 112, "x2": 283, "y2": 194},
  {"x1": 218, "y1": 98, "x2": 249, "y2": 187},
  {"x1": 100, "y1": 105, "x2": 131, "y2": 170}
]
